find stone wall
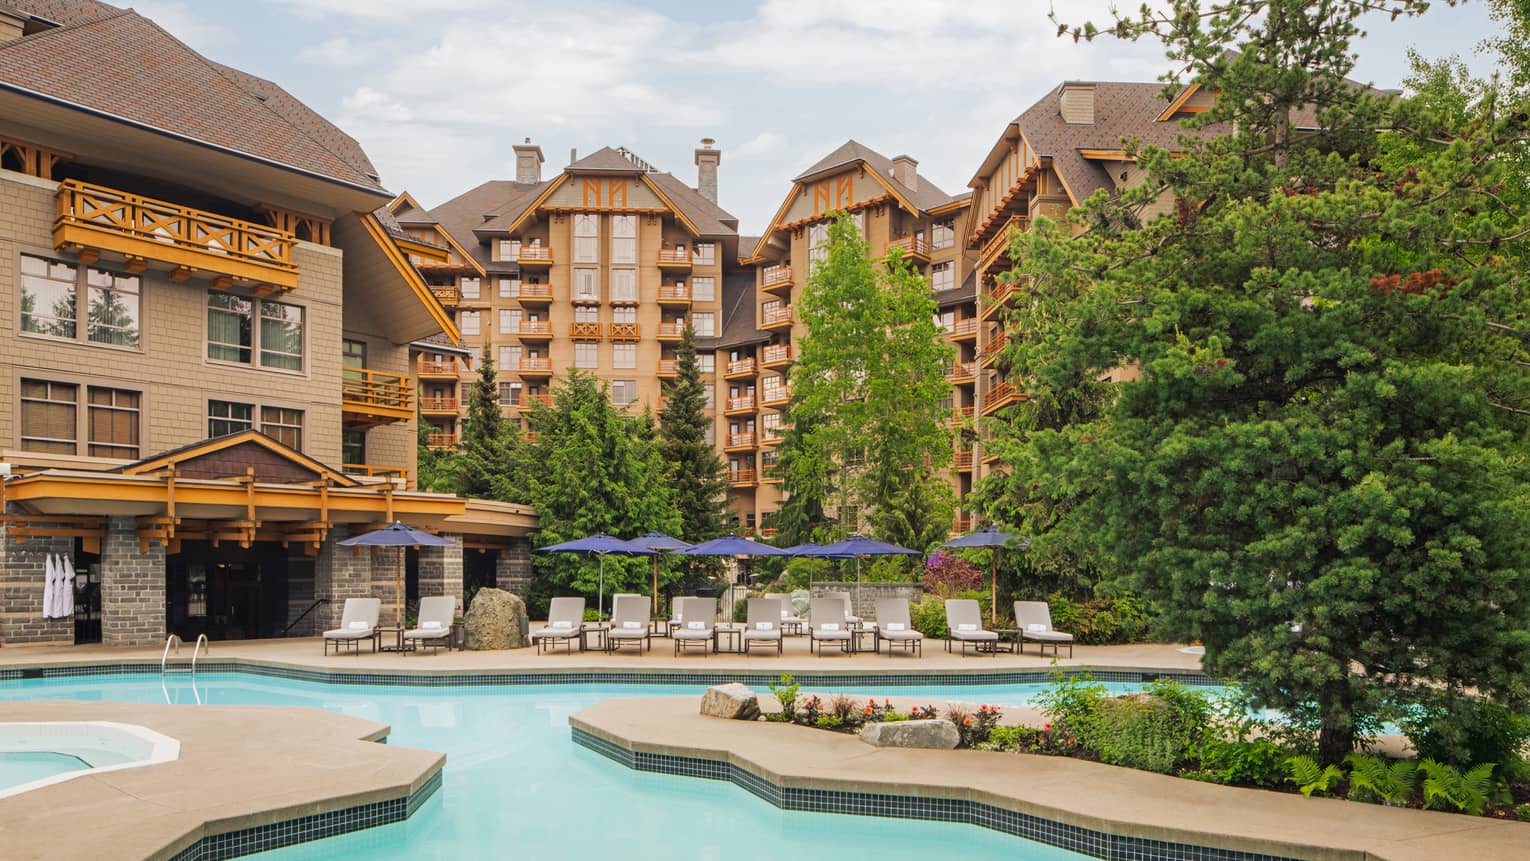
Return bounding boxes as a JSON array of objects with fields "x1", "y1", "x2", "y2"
[
  {"x1": 0, "y1": 514, "x2": 74, "y2": 645},
  {"x1": 101, "y1": 516, "x2": 165, "y2": 646},
  {"x1": 315, "y1": 526, "x2": 373, "y2": 632},
  {"x1": 494, "y1": 539, "x2": 532, "y2": 597},
  {"x1": 810, "y1": 582, "x2": 924, "y2": 622},
  {"x1": 418, "y1": 533, "x2": 464, "y2": 614}
]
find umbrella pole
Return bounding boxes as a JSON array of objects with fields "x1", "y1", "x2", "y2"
[
  {"x1": 652, "y1": 556, "x2": 660, "y2": 615},
  {"x1": 397, "y1": 546, "x2": 405, "y2": 628},
  {"x1": 991, "y1": 550, "x2": 997, "y2": 625},
  {"x1": 598, "y1": 554, "x2": 605, "y2": 622}
]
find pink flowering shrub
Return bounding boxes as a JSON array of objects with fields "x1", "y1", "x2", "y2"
[{"x1": 922, "y1": 551, "x2": 984, "y2": 597}]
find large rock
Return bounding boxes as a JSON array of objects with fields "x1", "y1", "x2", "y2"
[
  {"x1": 700, "y1": 683, "x2": 761, "y2": 720},
  {"x1": 464, "y1": 588, "x2": 529, "y2": 650},
  {"x1": 859, "y1": 719, "x2": 960, "y2": 749}
]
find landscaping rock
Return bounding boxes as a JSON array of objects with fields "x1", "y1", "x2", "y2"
[
  {"x1": 464, "y1": 588, "x2": 529, "y2": 650},
  {"x1": 859, "y1": 719, "x2": 960, "y2": 749},
  {"x1": 700, "y1": 683, "x2": 761, "y2": 720}
]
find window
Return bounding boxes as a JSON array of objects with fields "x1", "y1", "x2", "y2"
[
  {"x1": 499, "y1": 309, "x2": 516, "y2": 334},
  {"x1": 20, "y1": 256, "x2": 78, "y2": 338},
  {"x1": 342, "y1": 339, "x2": 367, "y2": 368},
  {"x1": 460, "y1": 311, "x2": 480, "y2": 336},
  {"x1": 611, "y1": 379, "x2": 637, "y2": 406},
  {"x1": 692, "y1": 277, "x2": 716, "y2": 302},
  {"x1": 693, "y1": 312, "x2": 715, "y2": 337},
  {"x1": 21, "y1": 256, "x2": 144, "y2": 348},
  {"x1": 460, "y1": 277, "x2": 481, "y2": 300},
  {"x1": 697, "y1": 352, "x2": 715, "y2": 373},
  {"x1": 704, "y1": 425, "x2": 715, "y2": 446},
  {"x1": 612, "y1": 305, "x2": 636, "y2": 324},
  {"x1": 612, "y1": 342, "x2": 636, "y2": 369},
  {"x1": 85, "y1": 267, "x2": 141, "y2": 347},
  {"x1": 499, "y1": 277, "x2": 519, "y2": 298},
  {"x1": 498, "y1": 345, "x2": 520, "y2": 370},
  {"x1": 207, "y1": 293, "x2": 252, "y2": 363},
  {"x1": 261, "y1": 406, "x2": 303, "y2": 450},
  {"x1": 19, "y1": 379, "x2": 77, "y2": 453},
  {"x1": 808, "y1": 222, "x2": 829, "y2": 272},
  {"x1": 692, "y1": 243, "x2": 715, "y2": 265},
  {"x1": 498, "y1": 381, "x2": 521, "y2": 405},
  {"x1": 931, "y1": 262, "x2": 954, "y2": 293},
  {"x1": 935, "y1": 309, "x2": 954, "y2": 332},
  {"x1": 342, "y1": 429, "x2": 365, "y2": 465},
  {"x1": 574, "y1": 214, "x2": 599, "y2": 263},
  {"x1": 611, "y1": 214, "x2": 636, "y2": 264},
  {"x1": 87, "y1": 387, "x2": 140, "y2": 458},
  {"x1": 258, "y1": 301, "x2": 304, "y2": 370},
  {"x1": 496, "y1": 239, "x2": 520, "y2": 262},
  {"x1": 207, "y1": 293, "x2": 303, "y2": 371},
  {"x1": 610, "y1": 269, "x2": 637, "y2": 302},
  {"x1": 208, "y1": 400, "x2": 254, "y2": 437},
  {"x1": 574, "y1": 305, "x2": 599, "y2": 323},
  {"x1": 931, "y1": 219, "x2": 956, "y2": 249},
  {"x1": 703, "y1": 384, "x2": 715, "y2": 410},
  {"x1": 575, "y1": 342, "x2": 597, "y2": 369},
  {"x1": 573, "y1": 268, "x2": 599, "y2": 301}
]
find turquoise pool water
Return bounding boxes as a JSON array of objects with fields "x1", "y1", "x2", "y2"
[
  {"x1": 0, "y1": 674, "x2": 1166, "y2": 860},
  {"x1": 0, "y1": 751, "x2": 90, "y2": 790}
]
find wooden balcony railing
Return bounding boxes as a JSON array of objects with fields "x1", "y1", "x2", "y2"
[
  {"x1": 951, "y1": 318, "x2": 980, "y2": 339},
  {"x1": 420, "y1": 396, "x2": 460, "y2": 414},
  {"x1": 515, "y1": 245, "x2": 552, "y2": 264},
  {"x1": 978, "y1": 215, "x2": 1029, "y2": 266},
  {"x1": 948, "y1": 405, "x2": 976, "y2": 424},
  {"x1": 517, "y1": 283, "x2": 553, "y2": 301},
  {"x1": 761, "y1": 386, "x2": 790, "y2": 405},
  {"x1": 341, "y1": 367, "x2": 413, "y2": 425},
  {"x1": 524, "y1": 431, "x2": 538, "y2": 444},
  {"x1": 657, "y1": 359, "x2": 678, "y2": 377},
  {"x1": 761, "y1": 344, "x2": 794, "y2": 366},
  {"x1": 416, "y1": 357, "x2": 461, "y2": 377},
  {"x1": 54, "y1": 179, "x2": 299, "y2": 289},
  {"x1": 570, "y1": 321, "x2": 603, "y2": 339},
  {"x1": 729, "y1": 468, "x2": 757, "y2": 487},
  {"x1": 982, "y1": 381, "x2": 1020, "y2": 415},
  {"x1": 762, "y1": 265, "x2": 792, "y2": 289},
  {"x1": 518, "y1": 320, "x2": 553, "y2": 338},
  {"x1": 759, "y1": 527, "x2": 779, "y2": 538},
  {"x1": 657, "y1": 285, "x2": 690, "y2": 303},
  {"x1": 427, "y1": 432, "x2": 458, "y2": 450},
  {"x1": 726, "y1": 432, "x2": 756, "y2": 449},
  {"x1": 948, "y1": 361, "x2": 977, "y2": 382},
  {"x1": 518, "y1": 392, "x2": 554, "y2": 410},
  {"x1": 953, "y1": 450, "x2": 974, "y2": 470},
  {"x1": 951, "y1": 516, "x2": 973, "y2": 535},
  {"x1": 760, "y1": 464, "x2": 781, "y2": 484},
  {"x1": 761, "y1": 305, "x2": 793, "y2": 328},
  {"x1": 657, "y1": 248, "x2": 692, "y2": 266},
  {"x1": 982, "y1": 281, "x2": 1019, "y2": 320},
  {"x1": 888, "y1": 234, "x2": 929, "y2": 259},
  {"x1": 657, "y1": 322, "x2": 685, "y2": 340},
  {"x1": 726, "y1": 358, "x2": 756, "y2": 377},
  {"x1": 429, "y1": 285, "x2": 460, "y2": 306},
  {"x1": 344, "y1": 464, "x2": 409, "y2": 480},
  {"x1": 725, "y1": 395, "x2": 756, "y2": 413},
  {"x1": 608, "y1": 322, "x2": 640, "y2": 341},
  {"x1": 518, "y1": 357, "x2": 552, "y2": 374},
  {"x1": 981, "y1": 332, "x2": 1009, "y2": 366}
]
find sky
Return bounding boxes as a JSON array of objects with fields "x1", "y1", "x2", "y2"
[{"x1": 135, "y1": 0, "x2": 1500, "y2": 234}]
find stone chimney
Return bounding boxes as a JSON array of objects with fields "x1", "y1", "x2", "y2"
[
  {"x1": 694, "y1": 138, "x2": 721, "y2": 204},
  {"x1": 513, "y1": 138, "x2": 544, "y2": 184},
  {"x1": 1059, "y1": 82, "x2": 1096, "y2": 125},
  {"x1": 891, "y1": 154, "x2": 918, "y2": 191}
]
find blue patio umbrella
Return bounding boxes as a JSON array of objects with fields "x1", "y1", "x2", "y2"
[
  {"x1": 942, "y1": 525, "x2": 1029, "y2": 624},
  {"x1": 813, "y1": 534, "x2": 922, "y2": 604},
  {"x1": 339, "y1": 522, "x2": 455, "y2": 627},
  {"x1": 676, "y1": 535, "x2": 790, "y2": 613},
  {"x1": 537, "y1": 533, "x2": 656, "y2": 621},
  {"x1": 784, "y1": 542, "x2": 856, "y2": 559},
  {"x1": 623, "y1": 531, "x2": 693, "y2": 613}
]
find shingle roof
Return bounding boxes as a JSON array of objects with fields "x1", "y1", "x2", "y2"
[
  {"x1": 935, "y1": 269, "x2": 976, "y2": 306},
  {"x1": 736, "y1": 235, "x2": 762, "y2": 264},
  {"x1": 412, "y1": 333, "x2": 473, "y2": 356},
  {"x1": 791, "y1": 139, "x2": 957, "y2": 212},
  {"x1": 429, "y1": 179, "x2": 551, "y2": 265},
  {"x1": 392, "y1": 204, "x2": 436, "y2": 225},
  {"x1": 566, "y1": 146, "x2": 645, "y2": 173},
  {"x1": 0, "y1": 3, "x2": 384, "y2": 191},
  {"x1": 646, "y1": 171, "x2": 738, "y2": 237},
  {"x1": 716, "y1": 269, "x2": 767, "y2": 349}
]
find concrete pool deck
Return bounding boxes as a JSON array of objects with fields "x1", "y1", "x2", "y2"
[
  {"x1": 0, "y1": 701, "x2": 442, "y2": 861},
  {"x1": 572, "y1": 697, "x2": 1530, "y2": 861}
]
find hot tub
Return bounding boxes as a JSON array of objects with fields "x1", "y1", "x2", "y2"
[{"x1": 0, "y1": 721, "x2": 179, "y2": 798}]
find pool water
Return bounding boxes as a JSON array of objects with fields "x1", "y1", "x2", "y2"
[
  {"x1": 0, "y1": 674, "x2": 1160, "y2": 860},
  {"x1": 0, "y1": 751, "x2": 90, "y2": 790}
]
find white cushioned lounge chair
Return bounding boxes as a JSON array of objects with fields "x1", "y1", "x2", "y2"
[
  {"x1": 944, "y1": 598, "x2": 999, "y2": 656},
  {"x1": 672, "y1": 597, "x2": 716, "y2": 656},
  {"x1": 1015, "y1": 600, "x2": 1074, "y2": 658},
  {"x1": 809, "y1": 596, "x2": 852, "y2": 655},
  {"x1": 532, "y1": 596, "x2": 586, "y2": 654},
  {"x1": 743, "y1": 598, "x2": 783, "y2": 656},
  {"x1": 608, "y1": 594, "x2": 652, "y2": 653},
  {"x1": 323, "y1": 597, "x2": 380, "y2": 655},
  {"x1": 874, "y1": 598, "x2": 923, "y2": 657},
  {"x1": 403, "y1": 596, "x2": 456, "y2": 654}
]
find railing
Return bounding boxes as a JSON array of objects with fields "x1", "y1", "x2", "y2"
[
  {"x1": 759, "y1": 527, "x2": 779, "y2": 538},
  {"x1": 282, "y1": 599, "x2": 330, "y2": 635},
  {"x1": 761, "y1": 305, "x2": 793, "y2": 327},
  {"x1": 518, "y1": 357, "x2": 552, "y2": 374},
  {"x1": 953, "y1": 450, "x2": 974, "y2": 469},
  {"x1": 518, "y1": 393, "x2": 554, "y2": 410},
  {"x1": 416, "y1": 357, "x2": 460, "y2": 376},
  {"x1": 524, "y1": 431, "x2": 538, "y2": 444},
  {"x1": 608, "y1": 322, "x2": 640, "y2": 340},
  {"x1": 888, "y1": 234, "x2": 929, "y2": 258},
  {"x1": 657, "y1": 248, "x2": 692, "y2": 265},
  {"x1": 950, "y1": 405, "x2": 976, "y2": 423},
  {"x1": 948, "y1": 361, "x2": 977, "y2": 382},
  {"x1": 726, "y1": 358, "x2": 756, "y2": 376},
  {"x1": 983, "y1": 381, "x2": 1019, "y2": 415},
  {"x1": 517, "y1": 283, "x2": 553, "y2": 300},
  {"x1": 952, "y1": 516, "x2": 974, "y2": 534},
  {"x1": 978, "y1": 215, "x2": 1030, "y2": 265},
  {"x1": 729, "y1": 468, "x2": 757, "y2": 486},
  {"x1": 341, "y1": 367, "x2": 413, "y2": 422},
  {"x1": 761, "y1": 386, "x2": 790, "y2": 405},
  {"x1": 981, "y1": 332, "x2": 1009, "y2": 366},
  {"x1": 657, "y1": 359, "x2": 677, "y2": 376},
  {"x1": 761, "y1": 423, "x2": 788, "y2": 443},
  {"x1": 430, "y1": 285, "x2": 460, "y2": 306},
  {"x1": 726, "y1": 396, "x2": 756, "y2": 413},
  {"x1": 726, "y1": 432, "x2": 756, "y2": 449},
  {"x1": 570, "y1": 321, "x2": 603, "y2": 339},
  {"x1": 762, "y1": 344, "x2": 794, "y2": 366},
  {"x1": 420, "y1": 396, "x2": 459, "y2": 413},
  {"x1": 657, "y1": 322, "x2": 685, "y2": 339},
  {"x1": 518, "y1": 321, "x2": 553, "y2": 337},
  {"x1": 161, "y1": 634, "x2": 182, "y2": 675},
  {"x1": 951, "y1": 318, "x2": 980, "y2": 338},
  {"x1": 427, "y1": 432, "x2": 459, "y2": 449},
  {"x1": 762, "y1": 265, "x2": 792, "y2": 288},
  {"x1": 54, "y1": 179, "x2": 298, "y2": 288},
  {"x1": 344, "y1": 464, "x2": 408, "y2": 480},
  {"x1": 658, "y1": 285, "x2": 690, "y2": 302},
  {"x1": 516, "y1": 245, "x2": 553, "y2": 263}
]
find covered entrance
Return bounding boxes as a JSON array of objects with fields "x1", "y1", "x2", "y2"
[{"x1": 166, "y1": 541, "x2": 298, "y2": 641}]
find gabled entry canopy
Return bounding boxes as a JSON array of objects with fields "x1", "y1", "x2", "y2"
[{"x1": 118, "y1": 430, "x2": 359, "y2": 487}]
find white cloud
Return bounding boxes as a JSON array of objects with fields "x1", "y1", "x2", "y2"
[
  {"x1": 298, "y1": 36, "x2": 368, "y2": 66},
  {"x1": 131, "y1": 1, "x2": 233, "y2": 53},
  {"x1": 733, "y1": 131, "x2": 786, "y2": 158},
  {"x1": 266, "y1": 0, "x2": 497, "y2": 21}
]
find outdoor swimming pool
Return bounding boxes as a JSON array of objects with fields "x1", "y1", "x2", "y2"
[{"x1": 0, "y1": 674, "x2": 1172, "y2": 859}]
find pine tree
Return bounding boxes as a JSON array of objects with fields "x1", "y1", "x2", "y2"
[
  {"x1": 454, "y1": 347, "x2": 520, "y2": 500},
  {"x1": 659, "y1": 323, "x2": 729, "y2": 542}
]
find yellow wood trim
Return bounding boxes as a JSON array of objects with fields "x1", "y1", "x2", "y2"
[
  {"x1": 859, "y1": 168, "x2": 922, "y2": 217},
  {"x1": 754, "y1": 182, "x2": 805, "y2": 248},
  {"x1": 431, "y1": 224, "x2": 485, "y2": 277},
  {"x1": 503, "y1": 174, "x2": 568, "y2": 235},
  {"x1": 927, "y1": 198, "x2": 971, "y2": 216},
  {"x1": 1157, "y1": 83, "x2": 1200, "y2": 122},
  {"x1": 636, "y1": 174, "x2": 700, "y2": 236},
  {"x1": 359, "y1": 213, "x2": 461, "y2": 344},
  {"x1": 7, "y1": 472, "x2": 470, "y2": 517},
  {"x1": 397, "y1": 236, "x2": 450, "y2": 261},
  {"x1": 1079, "y1": 149, "x2": 1132, "y2": 161},
  {"x1": 388, "y1": 191, "x2": 424, "y2": 214},
  {"x1": 120, "y1": 430, "x2": 359, "y2": 487}
]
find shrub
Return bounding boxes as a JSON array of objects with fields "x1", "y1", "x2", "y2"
[
  {"x1": 1036, "y1": 676, "x2": 1212, "y2": 774},
  {"x1": 922, "y1": 552, "x2": 984, "y2": 598},
  {"x1": 1420, "y1": 760, "x2": 1497, "y2": 815},
  {"x1": 1045, "y1": 593, "x2": 1153, "y2": 645},
  {"x1": 733, "y1": 597, "x2": 749, "y2": 623},
  {"x1": 1345, "y1": 754, "x2": 1420, "y2": 806},
  {"x1": 768, "y1": 673, "x2": 799, "y2": 720},
  {"x1": 1195, "y1": 739, "x2": 1289, "y2": 788},
  {"x1": 1400, "y1": 695, "x2": 1530, "y2": 777},
  {"x1": 981, "y1": 725, "x2": 1039, "y2": 752},
  {"x1": 1285, "y1": 755, "x2": 1345, "y2": 797},
  {"x1": 945, "y1": 704, "x2": 1002, "y2": 748},
  {"x1": 1515, "y1": 803, "x2": 1530, "y2": 822},
  {"x1": 910, "y1": 594, "x2": 949, "y2": 638}
]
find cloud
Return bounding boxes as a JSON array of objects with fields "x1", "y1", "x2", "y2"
[
  {"x1": 298, "y1": 36, "x2": 369, "y2": 66},
  {"x1": 733, "y1": 131, "x2": 786, "y2": 158},
  {"x1": 266, "y1": 0, "x2": 496, "y2": 21},
  {"x1": 131, "y1": 1, "x2": 233, "y2": 53}
]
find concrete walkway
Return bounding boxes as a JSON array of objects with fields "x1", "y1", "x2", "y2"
[{"x1": 574, "y1": 697, "x2": 1530, "y2": 861}]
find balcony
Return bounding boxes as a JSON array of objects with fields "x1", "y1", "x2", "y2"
[
  {"x1": 948, "y1": 361, "x2": 977, "y2": 384},
  {"x1": 430, "y1": 285, "x2": 460, "y2": 307},
  {"x1": 344, "y1": 464, "x2": 408, "y2": 482},
  {"x1": 977, "y1": 214, "x2": 1030, "y2": 268},
  {"x1": 524, "y1": 431, "x2": 538, "y2": 444},
  {"x1": 427, "y1": 432, "x2": 458, "y2": 450},
  {"x1": 608, "y1": 322, "x2": 640, "y2": 341},
  {"x1": 761, "y1": 344, "x2": 794, "y2": 369},
  {"x1": 980, "y1": 332, "x2": 1008, "y2": 368},
  {"x1": 761, "y1": 420, "x2": 790, "y2": 445},
  {"x1": 341, "y1": 368, "x2": 413, "y2": 427},
  {"x1": 518, "y1": 320, "x2": 553, "y2": 340},
  {"x1": 416, "y1": 357, "x2": 462, "y2": 378},
  {"x1": 951, "y1": 516, "x2": 973, "y2": 535},
  {"x1": 516, "y1": 283, "x2": 553, "y2": 303},
  {"x1": 762, "y1": 265, "x2": 793, "y2": 296},
  {"x1": 657, "y1": 322, "x2": 685, "y2": 342},
  {"x1": 514, "y1": 245, "x2": 553, "y2": 266},
  {"x1": 725, "y1": 358, "x2": 756, "y2": 379},
  {"x1": 725, "y1": 395, "x2": 756, "y2": 415},
  {"x1": 953, "y1": 450, "x2": 974, "y2": 471},
  {"x1": 518, "y1": 356, "x2": 552, "y2": 377},
  {"x1": 982, "y1": 381, "x2": 1023, "y2": 415},
  {"x1": 760, "y1": 463, "x2": 782, "y2": 485},
  {"x1": 725, "y1": 432, "x2": 757, "y2": 451},
  {"x1": 981, "y1": 280, "x2": 1018, "y2": 320},
  {"x1": 761, "y1": 304, "x2": 793, "y2": 331},
  {"x1": 947, "y1": 405, "x2": 976, "y2": 426},
  {"x1": 54, "y1": 179, "x2": 298, "y2": 291},
  {"x1": 518, "y1": 392, "x2": 554, "y2": 411},
  {"x1": 420, "y1": 396, "x2": 460, "y2": 416},
  {"x1": 657, "y1": 248, "x2": 692, "y2": 269},
  {"x1": 570, "y1": 321, "x2": 603, "y2": 339},
  {"x1": 761, "y1": 385, "x2": 790, "y2": 407},
  {"x1": 729, "y1": 468, "x2": 758, "y2": 487},
  {"x1": 759, "y1": 527, "x2": 779, "y2": 538},
  {"x1": 657, "y1": 359, "x2": 678, "y2": 378},
  {"x1": 887, "y1": 234, "x2": 930, "y2": 262},
  {"x1": 657, "y1": 285, "x2": 690, "y2": 306},
  {"x1": 950, "y1": 318, "x2": 980, "y2": 341}
]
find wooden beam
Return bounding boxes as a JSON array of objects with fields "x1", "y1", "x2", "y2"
[
  {"x1": 169, "y1": 266, "x2": 195, "y2": 282},
  {"x1": 123, "y1": 255, "x2": 147, "y2": 273}
]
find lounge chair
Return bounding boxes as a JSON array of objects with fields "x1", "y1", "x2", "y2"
[
  {"x1": 778, "y1": 594, "x2": 806, "y2": 635},
  {"x1": 944, "y1": 599, "x2": 999, "y2": 656},
  {"x1": 1015, "y1": 600, "x2": 1074, "y2": 658},
  {"x1": 809, "y1": 597, "x2": 851, "y2": 655},
  {"x1": 743, "y1": 598, "x2": 783, "y2": 655},
  {"x1": 608, "y1": 594, "x2": 652, "y2": 653},
  {"x1": 323, "y1": 597, "x2": 381, "y2": 655},
  {"x1": 824, "y1": 590, "x2": 860, "y2": 624},
  {"x1": 532, "y1": 596, "x2": 586, "y2": 654},
  {"x1": 672, "y1": 597, "x2": 715, "y2": 656},
  {"x1": 403, "y1": 596, "x2": 456, "y2": 654},
  {"x1": 874, "y1": 598, "x2": 923, "y2": 657}
]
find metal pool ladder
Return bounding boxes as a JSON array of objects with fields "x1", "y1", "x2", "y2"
[{"x1": 160, "y1": 633, "x2": 208, "y2": 676}]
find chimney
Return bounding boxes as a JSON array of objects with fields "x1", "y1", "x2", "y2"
[
  {"x1": 891, "y1": 154, "x2": 918, "y2": 192},
  {"x1": 1059, "y1": 82, "x2": 1096, "y2": 125},
  {"x1": 513, "y1": 138, "x2": 544, "y2": 184},
  {"x1": 569, "y1": 147, "x2": 578, "y2": 165},
  {"x1": 694, "y1": 138, "x2": 721, "y2": 204}
]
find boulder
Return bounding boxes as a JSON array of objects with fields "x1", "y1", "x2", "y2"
[
  {"x1": 700, "y1": 683, "x2": 761, "y2": 720},
  {"x1": 464, "y1": 588, "x2": 529, "y2": 650},
  {"x1": 859, "y1": 719, "x2": 960, "y2": 749}
]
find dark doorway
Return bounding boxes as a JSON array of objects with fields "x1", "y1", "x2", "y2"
[
  {"x1": 166, "y1": 542, "x2": 290, "y2": 641},
  {"x1": 72, "y1": 540, "x2": 102, "y2": 645},
  {"x1": 465, "y1": 548, "x2": 498, "y2": 606}
]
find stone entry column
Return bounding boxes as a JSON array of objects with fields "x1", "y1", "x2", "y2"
[
  {"x1": 101, "y1": 516, "x2": 165, "y2": 647},
  {"x1": 315, "y1": 525, "x2": 372, "y2": 632},
  {"x1": 418, "y1": 533, "x2": 463, "y2": 613},
  {"x1": 0, "y1": 519, "x2": 74, "y2": 645},
  {"x1": 495, "y1": 538, "x2": 532, "y2": 599}
]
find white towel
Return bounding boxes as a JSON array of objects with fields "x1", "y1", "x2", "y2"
[
  {"x1": 685, "y1": 621, "x2": 706, "y2": 630},
  {"x1": 1027, "y1": 623, "x2": 1048, "y2": 633},
  {"x1": 885, "y1": 622, "x2": 906, "y2": 632},
  {"x1": 820, "y1": 623, "x2": 840, "y2": 632},
  {"x1": 60, "y1": 557, "x2": 75, "y2": 618},
  {"x1": 621, "y1": 621, "x2": 643, "y2": 630},
  {"x1": 957, "y1": 623, "x2": 977, "y2": 632},
  {"x1": 754, "y1": 622, "x2": 774, "y2": 631},
  {"x1": 348, "y1": 621, "x2": 370, "y2": 631},
  {"x1": 42, "y1": 555, "x2": 56, "y2": 619},
  {"x1": 421, "y1": 620, "x2": 443, "y2": 630},
  {"x1": 551, "y1": 620, "x2": 574, "y2": 629}
]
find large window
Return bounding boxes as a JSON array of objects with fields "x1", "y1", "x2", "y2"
[
  {"x1": 498, "y1": 344, "x2": 520, "y2": 371},
  {"x1": 498, "y1": 277, "x2": 519, "y2": 298},
  {"x1": 612, "y1": 305, "x2": 636, "y2": 324},
  {"x1": 612, "y1": 342, "x2": 636, "y2": 369},
  {"x1": 19, "y1": 379, "x2": 77, "y2": 454},
  {"x1": 931, "y1": 262, "x2": 954, "y2": 293},
  {"x1": 21, "y1": 255, "x2": 142, "y2": 348},
  {"x1": 697, "y1": 352, "x2": 715, "y2": 374},
  {"x1": 574, "y1": 305, "x2": 599, "y2": 323},
  {"x1": 692, "y1": 243, "x2": 716, "y2": 265},
  {"x1": 207, "y1": 294, "x2": 253, "y2": 363},
  {"x1": 611, "y1": 379, "x2": 637, "y2": 406},
  {"x1": 931, "y1": 219, "x2": 956, "y2": 250},
  {"x1": 342, "y1": 429, "x2": 366, "y2": 465},
  {"x1": 498, "y1": 381, "x2": 521, "y2": 405},
  {"x1": 575, "y1": 342, "x2": 598, "y2": 369},
  {"x1": 460, "y1": 277, "x2": 481, "y2": 300},
  {"x1": 693, "y1": 312, "x2": 715, "y2": 337},
  {"x1": 691, "y1": 276, "x2": 715, "y2": 302},
  {"x1": 208, "y1": 400, "x2": 254, "y2": 437},
  {"x1": 499, "y1": 309, "x2": 515, "y2": 334},
  {"x1": 87, "y1": 387, "x2": 140, "y2": 458},
  {"x1": 259, "y1": 301, "x2": 304, "y2": 371},
  {"x1": 573, "y1": 268, "x2": 599, "y2": 301},
  {"x1": 574, "y1": 214, "x2": 599, "y2": 263},
  {"x1": 610, "y1": 215, "x2": 636, "y2": 264},
  {"x1": 208, "y1": 293, "x2": 303, "y2": 371},
  {"x1": 610, "y1": 269, "x2": 637, "y2": 302},
  {"x1": 703, "y1": 384, "x2": 715, "y2": 410},
  {"x1": 261, "y1": 406, "x2": 304, "y2": 449},
  {"x1": 459, "y1": 311, "x2": 480, "y2": 336}
]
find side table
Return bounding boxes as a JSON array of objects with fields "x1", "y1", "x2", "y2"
[
  {"x1": 580, "y1": 624, "x2": 610, "y2": 653},
  {"x1": 376, "y1": 626, "x2": 414, "y2": 653},
  {"x1": 713, "y1": 624, "x2": 744, "y2": 654}
]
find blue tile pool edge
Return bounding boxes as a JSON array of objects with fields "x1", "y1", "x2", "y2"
[
  {"x1": 162, "y1": 766, "x2": 443, "y2": 861},
  {"x1": 570, "y1": 727, "x2": 1305, "y2": 861},
  {"x1": 0, "y1": 659, "x2": 1221, "y2": 689}
]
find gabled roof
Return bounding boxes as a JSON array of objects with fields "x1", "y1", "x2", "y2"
[
  {"x1": 566, "y1": 146, "x2": 646, "y2": 173},
  {"x1": 429, "y1": 179, "x2": 550, "y2": 267},
  {"x1": 118, "y1": 430, "x2": 359, "y2": 487},
  {"x1": 716, "y1": 269, "x2": 768, "y2": 349},
  {"x1": 0, "y1": 1, "x2": 384, "y2": 192},
  {"x1": 792, "y1": 139, "x2": 957, "y2": 212}
]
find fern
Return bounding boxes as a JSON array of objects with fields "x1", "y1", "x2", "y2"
[
  {"x1": 1420, "y1": 760, "x2": 1497, "y2": 815},
  {"x1": 1345, "y1": 754, "x2": 1419, "y2": 806},
  {"x1": 1285, "y1": 755, "x2": 1344, "y2": 798}
]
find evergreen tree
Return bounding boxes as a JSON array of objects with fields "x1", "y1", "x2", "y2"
[
  {"x1": 1007, "y1": 0, "x2": 1530, "y2": 762},
  {"x1": 659, "y1": 323, "x2": 729, "y2": 542},
  {"x1": 415, "y1": 405, "x2": 455, "y2": 493},
  {"x1": 453, "y1": 347, "x2": 520, "y2": 500}
]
